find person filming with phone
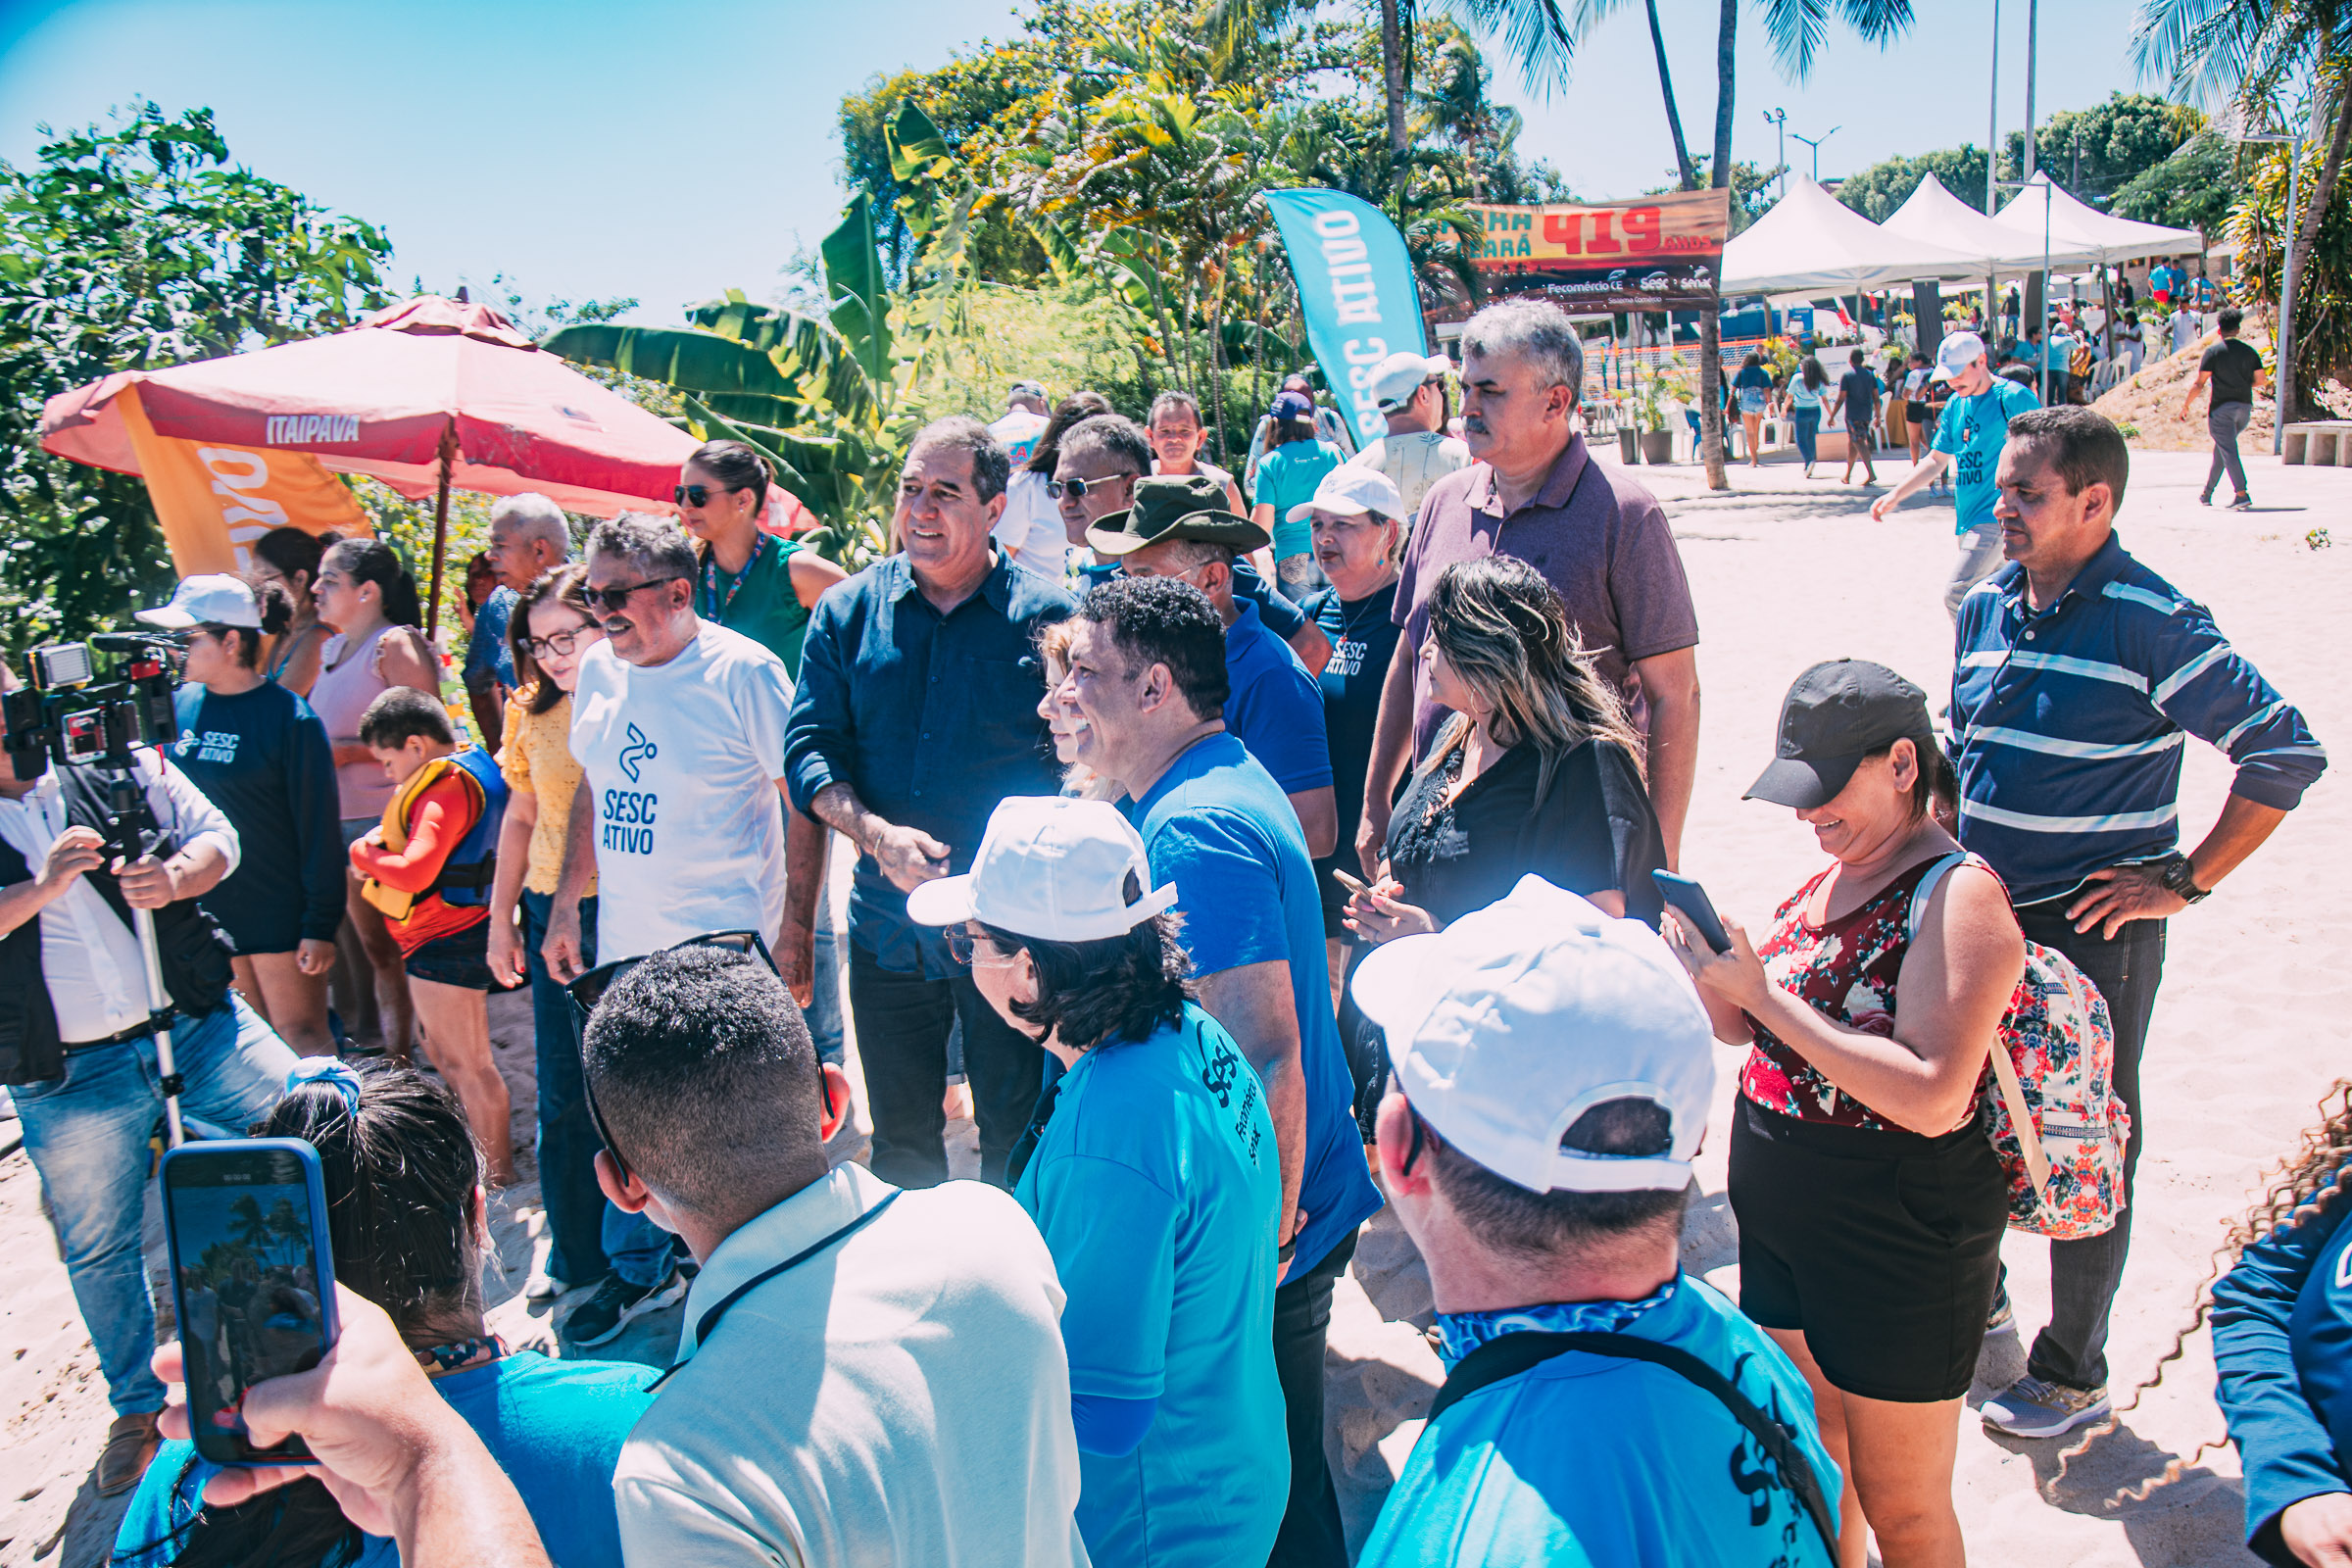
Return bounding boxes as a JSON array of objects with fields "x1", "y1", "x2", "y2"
[
  {"x1": 0, "y1": 653, "x2": 298, "y2": 1498},
  {"x1": 1661, "y1": 659, "x2": 2024, "y2": 1568},
  {"x1": 122, "y1": 1058, "x2": 657, "y2": 1568}
]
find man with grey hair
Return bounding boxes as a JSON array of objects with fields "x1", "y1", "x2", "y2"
[
  {"x1": 547, "y1": 510, "x2": 803, "y2": 1344},
  {"x1": 1354, "y1": 296, "x2": 1703, "y2": 878},
  {"x1": 786, "y1": 416, "x2": 1075, "y2": 1189},
  {"x1": 485, "y1": 492, "x2": 572, "y2": 593}
]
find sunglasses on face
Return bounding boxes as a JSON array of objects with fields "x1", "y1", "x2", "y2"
[
  {"x1": 585, "y1": 575, "x2": 685, "y2": 614},
  {"x1": 1048, "y1": 473, "x2": 1131, "y2": 502},
  {"x1": 520, "y1": 623, "x2": 598, "y2": 660},
  {"x1": 568, "y1": 931, "x2": 776, "y2": 1180},
  {"x1": 673, "y1": 483, "x2": 738, "y2": 508}
]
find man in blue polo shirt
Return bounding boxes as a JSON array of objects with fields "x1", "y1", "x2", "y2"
[
  {"x1": 1091, "y1": 474, "x2": 1339, "y2": 859},
  {"x1": 1050, "y1": 575, "x2": 1384, "y2": 1568},
  {"x1": 1872, "y1": 329, "x2": 2040, "y2": 619},
  {"x1": 1951, "y1": 408, "x2": 2327, "y2": 1441}
]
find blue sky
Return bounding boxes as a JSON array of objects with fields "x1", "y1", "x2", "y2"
[{"x1": 0, "y1": 0, "x2": 2153, "y2": 326}]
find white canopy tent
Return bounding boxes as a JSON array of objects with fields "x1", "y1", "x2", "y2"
[
  {"x1": 1721, "y1": 174, "x2": 1985, "y2": 295},
  {"x1": 1884, "y1": 172, "x2": 2098, "y2": 272},
  {"x1": 1991, "y1": 172, "x2": 2202, "y2": 265}
]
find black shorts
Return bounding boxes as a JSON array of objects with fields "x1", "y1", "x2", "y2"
[
  {"x1": 1905, "y1": 400, "x2": 1930, "y2": 421},
  {"x1": 1730, "y1": 1097, "x2": 2007, "y2": 1402},
  {"x1": 403, "y1": 917, "x2": 493, "y2": 990}
]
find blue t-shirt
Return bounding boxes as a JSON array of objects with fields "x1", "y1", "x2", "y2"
[
  {"x1": 1015, "y1": 1002, "x2": 1287, "y2": 1568},
  {"x1": 172, "y1": 682, "x2": 346, "y2": 953},
  {"x1": 464, "y1": 584, "x2": 518, "y2": 688},
  {"x1": 114, "y1": 1349, "x2": 659, "y2": 1568},
  {"x1": 1126, "y1": 732, "x2": 1384, "y2": 1276},
  {"x1": 1931, "y1": 376, "x2": 2041, "y2": 536},
  {"x1": 1223, "y1": 599, "x2": 1333, "y2": 797},
  {"x1": 1253, "y1": 440, "x2": 1343, "y2": 563},
  {"x1": 1732, "y1": 364, "x2": 1772, "y2": 414},
  {"x1": 1357, "y1": 1275, "x2": 1840, "y2": 1568}
]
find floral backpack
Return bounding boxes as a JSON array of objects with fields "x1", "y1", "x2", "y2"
[{"x1": 1908, "y1": 853, "x2": 2130, "y2": 1240}]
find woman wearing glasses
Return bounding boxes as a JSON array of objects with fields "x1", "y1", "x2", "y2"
[
  {"x1": 672, "y1": 440, "x2": 845, "y2": 679},
  {"x1": 909, "y1": 796, "x2": 1288, "y2": 1568}
]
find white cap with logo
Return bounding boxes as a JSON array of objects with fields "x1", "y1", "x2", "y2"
[
  {"x1": 906, "y1": 796, "x2": 1178, "y2": 943},
  {"x1": 1285, "y1": 463, "x2": 1406, "y2": 526},
  {"x1": 1349, "y1": 874, "x2": 1716, "y2": 1194},
  {"x1": 1369, "y1": 351, "x2": 1454, "y2": 414},
  {"x1": 1932, "y1": 330, "x2": 1988, "y2": 383},
  {"x1": 135, "y1": 573, "x2": 263, "y2": 631}
]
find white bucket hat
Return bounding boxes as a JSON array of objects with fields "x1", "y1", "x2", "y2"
[
  {"x1": 1350, "y1": 874, "x2": 1716, "y2": 1194},
  {"x1": 907, "y1": 796, "x2": 1178, "y2": 943}
]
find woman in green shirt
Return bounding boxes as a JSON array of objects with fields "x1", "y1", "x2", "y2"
[{"x1": 674, "y1": 439, "x2": 848, "y2": 677}]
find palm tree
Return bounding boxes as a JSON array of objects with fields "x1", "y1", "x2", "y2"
[
  {"x1": 2132, "y1": 0, "x2": 2352, "y2": 419},
  {"x1": 1583, "y1": 0, "x2": 1914, "y2": 487}
]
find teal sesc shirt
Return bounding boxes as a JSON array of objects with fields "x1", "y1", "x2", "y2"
[
  {"x1": 1254, "y1": 440, "x2": 1343, "y2": 563},
  {"x1": 1931, "y1": 376, "x2": 2040, "y2": 536},
  {"x1": 1016, "y1": 1002, "x2": 1288, "y2": 1568},
  {"x1": 114, "y1": 1350, "x2": 659, "y2": 1568},
  {"x1": 1357, "y1": 1275, "x2": 1841, "y2": 1568}
]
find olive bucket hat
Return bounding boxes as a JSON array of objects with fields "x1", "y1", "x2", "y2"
[{"x1": 1085, "y1": 473, "x2": 1271, "y2": 558}]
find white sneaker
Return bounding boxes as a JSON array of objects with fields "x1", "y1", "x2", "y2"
[{"x1": 523, "y1": 1270, "x2": 570, "y2": 1301}]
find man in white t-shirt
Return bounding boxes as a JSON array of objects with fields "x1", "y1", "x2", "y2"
[
  {"x1": 1347, "y1": 350, "x2": 1469, "y2": 527},
  {"x1": 555, "y1": 513, "x2": 800, "y2": 972},
  {"x1": 591, "y1": 944, "x2": 1086, "y2": 1568}
]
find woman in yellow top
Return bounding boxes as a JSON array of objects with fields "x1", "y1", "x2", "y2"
[{"x1": 485, "y1": 564, "x2": 617, "y2": 1294}]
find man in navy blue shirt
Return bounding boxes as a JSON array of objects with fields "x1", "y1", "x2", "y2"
[
  {"x1": 784, "y1": 416, "x2": 1075, "y2": 1188},
  {"x1": 1047, "y1": 576, "x2": 1383, "y2": 1568},
  {"x1": 1951, "y1": 408, "x2": 2327, "y2": 1440},
  {"x1": 1089, "y1": 474, "x2": 1338, "y2": 858}
]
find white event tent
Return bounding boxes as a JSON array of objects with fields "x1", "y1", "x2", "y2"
[
  {"x1": 1720, "y1": 174, "x2": 1984, "y2": 296},
  {"x1": 1991, "y1": 172, "x2": 2203, "y2": 267},
  {"x1": 1884, "y1": 172, "x2": 2097, "y2": 272}
]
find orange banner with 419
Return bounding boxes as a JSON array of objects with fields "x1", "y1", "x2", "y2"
[{"x1": 1458, "y1": 188, "x2": 1731, "y2": 315}]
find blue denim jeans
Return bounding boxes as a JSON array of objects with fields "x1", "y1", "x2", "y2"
[
  {"x1": 517, "y1": 889, "x2": 673, "y2": 1290},
  {"x1": 807, "y1": 879, "x2": 845, "y2": 1066},
  {"x1": 13, "y1": 996, "x2": 296, "y2": 1414},
  {"x1": 1792, "y1": 405, "x2": 1820, "y2": 465}
]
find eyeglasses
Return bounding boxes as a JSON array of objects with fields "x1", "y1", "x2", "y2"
[
  {"x1": 1048, "y1": 473, "x2": 1133, "y2": 502},
  {"x1": 519, "y1": 623, "x2": 598, "y2": 660},
  {"x1": 585, "y1": 575, "x2": 685, "y2": 614},
  {"x1": 568, "y1": 931, "x2": 776, "y2": 1180},
  {"x1": 945, "y1": 926, "x2": 1017, "y2": 967}
]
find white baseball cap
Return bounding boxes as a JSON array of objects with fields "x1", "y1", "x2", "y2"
[
  {"x1": 906, "y1": 796, "x2": 1178, "y2": 943},
  {"x1": 1350, "y1": 875, "x2": 1716, "y2": 1194},
  {"x1": 1285, "y1": 463, "x2": 1406, "y2": 525},
  {"x1": 1933, "y1": 330, "x2": 1987, "y2": 382},
  {"x1": 135, "y1": 573, "x2": 262, "y2": 631},
  {"x1": 1370, "y1": 351, "x2": 1453, "y2": 413}
]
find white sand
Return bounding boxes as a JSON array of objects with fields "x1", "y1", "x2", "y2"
[{"x1": 3, "y1": 441, "x2": 2342, "y2": 1565}]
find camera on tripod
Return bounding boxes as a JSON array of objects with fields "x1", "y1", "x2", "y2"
[{"x1": 3, "y1": 634, "x2": 183, "y2": 861}]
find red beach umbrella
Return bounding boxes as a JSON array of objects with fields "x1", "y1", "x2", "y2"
[{"x1": 41, "y1": 295, "x2": 698, "y2": 636}]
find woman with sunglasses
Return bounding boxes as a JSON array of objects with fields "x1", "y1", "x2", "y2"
[
  {"x1": 135, "y1": 575, "x2": 343, "y2": 1055},
  {"x1": 673, "y1": 440, "x2": 845, "y2": 679},
  {"x1": 309, "y1": 538, "x2": 439, "y2": 1057},
  {"x1": 113, "y1": 1058, "x2": 660, "y2": 1568},
  {"x1": 909, "y1": 796, "x2": 1288, "y2": 1568}
]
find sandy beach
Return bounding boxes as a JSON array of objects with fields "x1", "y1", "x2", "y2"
[{"x1": 3, "y1": 438, "x2": 2343, "y2": 1567}]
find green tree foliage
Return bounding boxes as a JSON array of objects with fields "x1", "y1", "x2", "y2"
[
  {"x1": 2110, "y1": 130, "x2": 2244, "y2": 233},
  {"x1": 2230, "y1": 135, "x2": 2352, "y2": 410},
  {"x1": 1832, "y1": 146, "x2": 1996, "y2": 220},
  {"x1": 0, "y1": 101, "x2": 391, "y2": 651},
  {"x1": 2003, "y1": 92, "x2": 2198, "y2": 203}
]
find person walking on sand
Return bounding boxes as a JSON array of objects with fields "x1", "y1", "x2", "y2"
[
  {"x1": 2180, "y1": 307, "x2": 2269, "y2": 512},
  {"x1": 1870, "y1": 331, "x2": 2040, "y2": 619},
  {"x1": 1828, "y1": 349, "x2": 1880, "y2": 485},
  {"x1": 1948, "y1": 408, "x2": 2328, "y2": 1441}
]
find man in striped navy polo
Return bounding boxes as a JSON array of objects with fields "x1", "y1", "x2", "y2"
[{"x1": 1950, "y1": 407, "x2": 2327, "y2": 1441}]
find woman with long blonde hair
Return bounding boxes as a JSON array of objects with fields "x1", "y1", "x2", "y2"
[{"x1": 1344, "y1": 555, "x2": 1664, "y2": 937}]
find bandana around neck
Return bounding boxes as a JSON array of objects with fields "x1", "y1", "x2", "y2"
[{"x1": 1432, "y1": 1276, "x2": 1680, "y2": 1369}]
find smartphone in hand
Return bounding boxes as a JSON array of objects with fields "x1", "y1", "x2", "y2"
[
  {"x1": 1652, "y1": 870, "x2": 1734, "y2": 955},
  {"x1": 162, "y1": 1138, "x2": 340, "y2": 1465}
]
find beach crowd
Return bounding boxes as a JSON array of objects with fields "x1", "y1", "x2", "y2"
[{"x1": 2, "y1": 292, "x2": 2342, "y2": 1568}]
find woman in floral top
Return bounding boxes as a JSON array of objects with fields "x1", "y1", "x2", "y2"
[{"x1": 1666, "y1": 659, "x2": 2024, "y2": 1568}]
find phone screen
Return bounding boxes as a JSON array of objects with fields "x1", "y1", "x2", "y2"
[{"x1": 163, "y1": 1141, "x2": 334, "y2": 1463}]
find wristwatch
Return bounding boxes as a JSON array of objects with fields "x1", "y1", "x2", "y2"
[{"x1": 2155, "y1": 853, "x2": 2210, "y2": 904}]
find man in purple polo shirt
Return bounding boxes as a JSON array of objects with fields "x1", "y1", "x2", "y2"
[{"x1": 1354, "y1": 298, "x2": 1702, "y2": 875}]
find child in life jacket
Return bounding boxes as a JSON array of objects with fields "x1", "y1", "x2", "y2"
[{"x1": 350, "y1": 687, "x2": 517, "y2": 1183}]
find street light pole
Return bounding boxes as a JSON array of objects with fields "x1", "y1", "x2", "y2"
[
  {"x1": 2278, "y1": 131, "x2": 2304, "y2": 453},
  {"x1": 1763, "y1": 108, "x2": 1789, "y2": 198},
  {"x1": 1793, "y1": 126, "x2": 1840, "y2": 182},
  {"x1": 1986, "y1": 0, "x2": 2000, "y2": 318}
]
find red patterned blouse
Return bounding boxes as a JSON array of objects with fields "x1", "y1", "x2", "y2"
[{"x1": 1738, "y1": 857, "x2": 1953, "y2": 1132}]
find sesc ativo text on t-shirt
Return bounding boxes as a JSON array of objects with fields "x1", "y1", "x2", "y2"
[{"x1": 569, "y1": 621, "x2": 796, "y2": 964}]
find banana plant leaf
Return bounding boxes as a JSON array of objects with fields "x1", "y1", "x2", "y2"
[
  {"x1": 681, "y1": 395, "x2": 864, "y2": 523},
  {"x1": 543, "y1": 322, "x2": 800, "y2": 400},
  {"x1": 1219, "y1": 320, "x2": 1301, "y2": 367},
  {"x1": 821, "y1": 193, "x2": 894, "y2": 398}
]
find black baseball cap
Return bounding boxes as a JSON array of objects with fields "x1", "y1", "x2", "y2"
[{"x1": 1744, "y1": 660, "x2": 1934, "y2": 808}]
